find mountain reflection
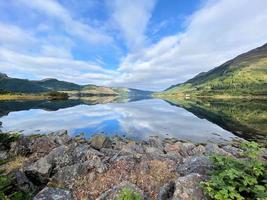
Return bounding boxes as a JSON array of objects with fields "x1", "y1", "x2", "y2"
[{"x1": 0, "y1": 97, "x2": 235, "y2": 143}]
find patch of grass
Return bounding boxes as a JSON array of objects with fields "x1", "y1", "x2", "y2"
[
  {"x1": 0, "y1": 133, "x2": 21, "y2": 150},
  {"x1": 0, "y1": 159, "x2": 31, "y2": 200},
  {"x1": 2, "y1": 156, "x2": 28, "y2": 174},
  {"x1": 117, "y1": 188, "x2": 142, "y2": 200},
  {"x1": 201, "y1": 141, "x2": 267, "y2": 200}
]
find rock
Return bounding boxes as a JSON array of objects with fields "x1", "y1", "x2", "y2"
[
  {"x1": 24, "y1": 157, "x2": 52, "y2": 184},
  {"x1": 121, "y1": 141, "x2": 145, "y2": 155},
  {"x1": 10, "y1": 136, "x2": 31, "y2": 156},
  {"x1": 205, "y1": 143, "x2": 230, "y2": 156},
  {"x1": 145, "y1": 146, "x2": 164, "y2": 159},
  {"x1": 147, "y1": 136, "x2": 164, "y2": 150},
  {"x1": 48, "y1": 130, "x2": 71, "y2": 145},
  {"x1": 164, "y1": 141, "x2": 196, "y2": 157},
  {"x1": 190, "y1": 145, "x2": 206, "y2": 156},
  {"x1": 0, "y1": 150, "x2": 8, "y2": 160},
  {"x1": 173, "y1": 173, "x2": 208, "y2": 200},
  {"x1": 158, "y1": 181, "x2": 175, "y2": 200},
  {"x1": 15, "y1": 170, "x2": 36, "y2": 194},
  {"x1": 177, "y1": 156, "x2": 212, "y2": 176},
  {"x1": 30, "y1": 136, "x2": 57, "y2": 156},
  {"x1": 52, "y1": 161, "x2": 94, "y2": 186},
  {"x1": 33, "y1": 187, "x2": 72, "y2": 200},
  {"x1": 90, "y1": 134, "x2": 112, "y2": 150},
  {"x1": 221, "y1": 145, "x2": 243, "y2": 157},
  {"x1": 98, "y1": 181, "x2": 145, "y2": 200}
]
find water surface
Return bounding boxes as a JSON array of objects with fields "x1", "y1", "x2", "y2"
[{"x1": 0, "y1": 98, "x2": 266, "y2": 144}]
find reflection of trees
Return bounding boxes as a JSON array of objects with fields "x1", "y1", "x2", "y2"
[{"x1": 164, "y1": 98, "x2": 267, "y2": 144}]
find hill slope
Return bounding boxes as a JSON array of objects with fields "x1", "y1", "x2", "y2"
[
  {"x1": 0, "y1": 73, "x2": 152, "y2": 97},
  {"x1": 165, "y1": 43, "x2": 267, "y2": 96}
]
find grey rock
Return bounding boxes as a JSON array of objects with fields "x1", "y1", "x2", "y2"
[
  {"x1": 147, "y1": 136, "x2": 164, "y2": 150},
  {"x1": 221, "y1": 145, "x2": 243, "y2": 157},
  {"x1": 24, "y1": 157, "x2": 52, "y2": 184},
  {"x1": 173, "y1": 173, "x2": 208, "y2": 200},
  {"x1": 121, "y1": 142, "x2": 145, "y2": 155},
  {"x1": 90, "y1": 134, "x2": 112, "y2": 150},
  {"x1": 0, "y1": 150, "x2": 8, "y2": 160},
  {"x1": 10, "y1": 136, "x2": 31, "y2": 156},
  {"x1": 48, "y1": 130, "x2": 70, "y2": 145},
  {"x1": 177, "y1": 156, "x2": 212, "y2": 176},
  {"x1": 29, "y1": 136, "x2": 57, "y2": 155},
  {"x1": 158, "y1": 181, "x2": 175, "y2": 200},
  {"x1": 52, "y1": 161, "x2": 94, "y2": 186},
  {"x1": 190, "y1": 145, "x2": 206, "y2": 156},
  {"x1": 15, "y1": 170, "x2": 36, "y2": 193},
  {"x1": 33, "y1": 187, "x2": 72, "y2": 200},
  {"x1": 164, "y1": 141, "x2": 196, "y2": 157},
  {"x1": 205, "y1": 143, "x2": 230, "y2": 156}
]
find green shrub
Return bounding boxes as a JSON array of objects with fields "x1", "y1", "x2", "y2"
[
  {"x1": 201, "y1": 141, "x2": 267, "y2": 200},
  {"x1": 117, "y1": 188, "x2": 142, "y2": 200}
]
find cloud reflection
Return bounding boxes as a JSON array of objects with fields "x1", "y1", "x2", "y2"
[{"x1": 0, "y1": 99, "x2": 236, "y2": 143}]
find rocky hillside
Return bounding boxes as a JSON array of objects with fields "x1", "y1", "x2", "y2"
[
  {"x1": 165, "y1": 43, "x2": 267, "y2": 96},
  {"x1": 1, "y1": 132, "x2": 265, "y2": 199}
]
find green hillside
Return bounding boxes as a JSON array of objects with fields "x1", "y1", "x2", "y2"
[
  {"x1": 164, "y1": 43, "x2": 267, "y2": 97},
  {"x1": 36, "y1": 78, "x2": 82, "y2": 91},
  {"x1": 0, "y1": 73, "x2": 152, "y2": 98}
]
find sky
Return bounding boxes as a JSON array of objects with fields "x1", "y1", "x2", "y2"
[{"x1": 0, "y1": 0, "x2": 267, "y2": 91}]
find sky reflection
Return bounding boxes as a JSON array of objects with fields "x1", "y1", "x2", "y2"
[{"x1": 0, "y1": 99, "x2": 237, "y2": 143}]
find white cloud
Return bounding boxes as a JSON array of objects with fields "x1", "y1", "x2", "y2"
[
  {"x1": 0, "y1": 22, "x2": 37, "y2": 51},
  {"x1": 0, "y1": 48, "x2": 117, "y2": 85},
  {"x1": 110, "y1": 0, "x2": 267, "y2": 91},
  {"x1": 18, "y1": 0, "x2": 112, "y2": 44},
  {"x1": 108, "y1": 0, "x2": 156, "y2": 50}
]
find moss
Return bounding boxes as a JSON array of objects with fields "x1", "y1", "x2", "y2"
[{"x1": 117, "y1": 188, "x2": 142, "y2": 200}]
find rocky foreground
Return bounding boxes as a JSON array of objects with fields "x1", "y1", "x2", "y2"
[{"x1": 0, "y1": 131, "x2": 266, "y2": 200}]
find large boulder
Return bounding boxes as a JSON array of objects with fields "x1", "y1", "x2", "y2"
[
  {"x1": 176, "y1": 156, "x2": 212, "y2": 176},
  {"x1": 33, "y1": 187, "x2": 73, "y2": 200},
  {"x1": 15, "y1": 170, "x2": 36, "y2": 194},
  {"x1": 90, "y1": 134, "x2": 112, "y2": 150},
  {"x1": 24, "y1": 157, "x2": 52, "y2": 184},
  {"x1": 51, "y1": 161, "x2": 95, "y2": 187},
  {"x1": 30, "y1": 136, "x2": 57, "y2": 156},
  {"x1": 173, "y1": 173, "x2": 208, "y2": 200}
]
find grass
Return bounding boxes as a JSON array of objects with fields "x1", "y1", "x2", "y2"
[
  {"x1": 1, "y1": 156, "x2": 28, "y2": 174},
  {"x1": 117, "y1": 188, "x2": 142, "y2": 200},
  {"x1": 0, "y1": 92, "x2": 69, "y2": 101},
  {"x1": 0, "y1": 94, "x2": 48, "y2": 101}
]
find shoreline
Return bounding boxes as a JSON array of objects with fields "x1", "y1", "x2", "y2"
[{"x1": 0, "y1": 131, "x2": 266, "y2": 199}]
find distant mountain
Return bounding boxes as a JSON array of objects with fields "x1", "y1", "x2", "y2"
[
  {"x1": 0, "y1": 73, "x2": 152, "y2": 97},
  {"x1": 36, "y1": 78, "x2": 82, "y2": 91},
  {"x1": 0, "y1": 74, "x2": 49, "y2": 93},
  {"x1": 165, "y1": 43, "x2": 267, "y2": 96}
]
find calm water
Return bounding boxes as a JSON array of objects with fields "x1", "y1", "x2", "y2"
[{"x1": 0, "y1": 98, "x2": 266, "y2": 143}]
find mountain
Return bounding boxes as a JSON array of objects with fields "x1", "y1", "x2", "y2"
[
  {"x1": 165, "y1": 43, "x2": 267, "y2": 96},
  {"x1": 36, "y1": 78, "x2": 82, "y2": 91},
  {"x1": 0, "y1": 73, "x2": 152, "y2": 97},
  {"x1": 0, "y1": 74, "x2": 49, "y2": 93}
]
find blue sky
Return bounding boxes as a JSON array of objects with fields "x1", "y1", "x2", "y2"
[{"x1": 0, "y1": 0, "x2": 267, "y2": 91}]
